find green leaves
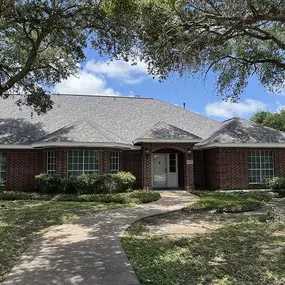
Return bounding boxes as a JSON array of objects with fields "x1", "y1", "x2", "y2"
[{"x1": 0, "y1": 0, "x2": 139, "y2": 113}]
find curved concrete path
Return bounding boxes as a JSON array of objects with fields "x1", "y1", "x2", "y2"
[{"x1": 3, "y1": 191, "x2": 198, "y2": 285}]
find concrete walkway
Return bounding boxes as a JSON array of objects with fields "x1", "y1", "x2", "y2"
[{"x1": 3, "y1": 191, "x2": 198, "y2": 285}]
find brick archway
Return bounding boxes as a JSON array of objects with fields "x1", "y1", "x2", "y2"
[{"x1": 142, "y1": 143, "x2": 195, "y2": 191}]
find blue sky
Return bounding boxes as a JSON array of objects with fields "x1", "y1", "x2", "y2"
[{"x1": 53, "y1": 49, "x2": 285, "y2": 122}]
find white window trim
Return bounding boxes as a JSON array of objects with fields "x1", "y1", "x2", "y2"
[
  {"x1": 0, "y1": 152, "x2": 6, "y2": 184},
  {"x1": 47, "y1": 151, "x2": 57, "y2": 174},
  {"x1": 67, "y1": 150, "x2": 100, "y2": 176},
  {"x1": 248, "y1": 150, "x2": 274, "y2": 184},
  {"x1": 110, "y1": 151, "x2": 120, "y2": 172}
]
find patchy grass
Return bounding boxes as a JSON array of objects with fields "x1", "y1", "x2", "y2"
[
  {"x1": 186, "y1": 191, "x2": 273, "y2": 213},
  {"x1": 123, "y1": 217, "x2": 285, "y2": 285},
  {"x1": 123, "y1": 192, "x2": 284, "y2": 285},
  {"x1": 0, "y1": 191, "x2": 160, "y2": 281}
]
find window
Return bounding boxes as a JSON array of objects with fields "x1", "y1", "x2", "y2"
[
  {"x1": 0, "y1": 152, "x2": 6, "y2": 184},
  {"x1": 110, "y1": 151, "x2": 120, "y2": 171},
  {"x1": 248, "y1": 150, "x2": 274, "y2": 183},
  {"x1": 47, "y1": 151, "x2": 57, "y2": 174},
  {"x1": 169, "y1": 153, "x2": 177, "y2": 173},
  {"x1": 68, "y1": 150, "x2": 100, "y2": 176}
]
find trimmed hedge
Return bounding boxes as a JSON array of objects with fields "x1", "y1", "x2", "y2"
[
  {"x1": 35, "y1": 172, "x2": 136, "y2": 194},
  {"x1": 0, "y1": 191, "x2": 161, "y2": 204}
]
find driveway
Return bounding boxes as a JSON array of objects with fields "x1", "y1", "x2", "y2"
[{"x1": 2, "y1": 191, "x2": 198, "y2": 285}]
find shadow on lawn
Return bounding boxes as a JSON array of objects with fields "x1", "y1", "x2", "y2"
[
  {"x1": 123, "y1": 220, "x2": 285, "y2": 285},
  {"x1": 1, "y1": 192, "x2": 197, "y2": 285}
]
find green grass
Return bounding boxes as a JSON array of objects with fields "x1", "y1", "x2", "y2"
[
  {"x1": 0, "y1": 191, "x2": 160, "y2": 281},
  {"x1": 186, "y1": 191, "x2": 273, "y2": 213},
  {"x1": 123, "y1": 218, "x2": 285, "y2": 285}
]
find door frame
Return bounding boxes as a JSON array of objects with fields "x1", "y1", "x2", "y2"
[{"x1": 151, "y1": 153, "x2": 178, "y2": 188}]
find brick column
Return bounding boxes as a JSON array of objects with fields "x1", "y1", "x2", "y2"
[
  {"x1": 57, "y1": 148, "x2": 68, "y2": 177},
  {"x1": 101, "y1": 150, "x2": 109, "y2": 173},
  {"x1": 143, "y1": 152, "x2": 152, "y2": 190},
  {"x1": 184, "y1": 151, "x2": 195, "y2": 190}
]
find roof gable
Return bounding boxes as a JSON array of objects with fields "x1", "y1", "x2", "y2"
[
  {"x1": 135, "y1": 121, "x2": 201, "y2": 142},
  {"x1": 197, "y1": 117, "x2": 285, "y2": 147},
  {"x1": 37, "y1": 120, "x2": 128, "y2": 144}
]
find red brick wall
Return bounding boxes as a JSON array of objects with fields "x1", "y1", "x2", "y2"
[
  {"x1": 121, "y1": 150, "x2": 142, "y2": 188},
  {"x1": 193, "y1": 150, "x2": 204, "y2": 189},
  {"x1": 3, "y1": 149, "x2": 44, "y2": 191},
  {"x1": 203, "y1": 147, "x2": 285, "y2": 190}
]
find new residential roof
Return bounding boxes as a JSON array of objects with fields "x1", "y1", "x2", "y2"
[
  {"x1": 0, "y1": 94, "x2": 221, "y2": 146},
  {"x1": 197, "y1": 117, "x2": 285, "y2": 148}
]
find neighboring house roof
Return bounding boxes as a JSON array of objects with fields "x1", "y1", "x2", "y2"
[
  {"x1": 134, "y1": 121, "x2": 202, "y2": 143},
  {"x1": 197, "y1": 117, "x2": 285, "y2": 148},
  {"x1": 0, "y1": 94, "x2": 221, "y2": 146}
]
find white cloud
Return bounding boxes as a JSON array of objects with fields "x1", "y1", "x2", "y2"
[
  {"x1": 53, "y1": 58, "x2": 149, "y2": 95},
  {"x1": 53, "y1": 69, "x2": 120, "y2": 96},
  {"x1": 85, "y1": 59, "x2": 149, "y2": 85},
  {"x1": 205, "y1": 99, "x2": 267, "y2": 118}
]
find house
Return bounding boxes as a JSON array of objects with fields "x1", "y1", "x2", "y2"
[{"x1": 0, "y1": 94, "x2": 285, "y2": 191}]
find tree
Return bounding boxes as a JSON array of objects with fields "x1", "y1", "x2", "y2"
[
  {"x1": 136, "y1": 0, "x2": 285, "y2": 101},
  {"x1": 0, "y1": 0, "x2": 138, "y2": 114},
  {"x1": 251, "y1": 110, "x2": 285, "y2": 131}
]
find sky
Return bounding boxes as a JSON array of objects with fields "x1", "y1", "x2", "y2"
[{"x1": 53, "y1": 49, "x2": 285, "y2": 122}]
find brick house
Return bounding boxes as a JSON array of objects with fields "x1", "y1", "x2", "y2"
[{"x1": 0, "y1": 94, "x2": 285, "y2": 191}]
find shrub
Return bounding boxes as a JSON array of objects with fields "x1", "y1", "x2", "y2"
[
  {"x1": 114, "y1": 172, "x2": 136, "y2": 193},
  {"x1": 35, "y1": 174, "x2": 62, "y2": 194},
  {"x1": 265, "y1": 177, "x2": 285, "y2": 196},
  {"x1": 35, "y1": 172, "x2": 137, "y2": 195}
]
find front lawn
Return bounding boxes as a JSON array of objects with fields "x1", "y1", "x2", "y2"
[
  {"x1": 0, "y1": 191, "x2": 160, "y2": 282},
  {"x1": 186, "y1": 190, "x2": 273, "y2": 213},
  {"x1": 123, "y1": 191, "x2": 285, "y2": 285}
]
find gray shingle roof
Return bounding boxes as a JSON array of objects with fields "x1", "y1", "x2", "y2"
[
  {"x1": 37, "y1": 120, "x2": 128, "y2": 144},
  {"x1": 0, "y1": 95, "x2": 221, "y2": 145},
  {"x1": 197, "y1": 117, "x2": 285, "y2": 147},
  {"x1": 135, "y1": 121, "x2": 201, "y2": 141}
]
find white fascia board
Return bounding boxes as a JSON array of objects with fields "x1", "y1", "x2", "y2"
[
  {"x1": 0, "y1": 144, "x2": 33, "y2": 149},
  {"x1": 31, "y1": 141, "x2": 136, "y2": 149},
  {"x1": 195, "y1": 143, "x2": 285, "y2": 150},
  {"x1": 133, "y1": 138, "x2": 202, "y2": 144}
]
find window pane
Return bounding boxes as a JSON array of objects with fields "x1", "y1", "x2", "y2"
[
  {"x1": 0, "y1": 152, "x2": 6, "y2": 183},
  {"x1": 248, "y1": 150, "x2": 274, "y2": 183},
  {"x1": 169, "y1": 153, "x2": 176, "y2": 173},
  {"x1": 110, "y1": 151, "x2": 120, "y2": 171},
  {"x1": 68, "y1": 150, "x2": 100, "y2": 176},
  {"x1": 47, "y1": 151, "x2": 56, "y2": 174}
]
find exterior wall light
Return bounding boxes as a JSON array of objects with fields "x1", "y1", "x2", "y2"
[{"x1": 144, "y1": 149, "x2": 150, "y2": 155}]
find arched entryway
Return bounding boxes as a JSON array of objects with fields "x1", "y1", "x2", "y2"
[{"x1": 142, "y1": 144, "x2": 194, "y2": 190}]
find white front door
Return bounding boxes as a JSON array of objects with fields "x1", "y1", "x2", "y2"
[
  {"x1": 153, "y1": 154, "x2": 167, "y2": 187},
  {"x1": 152, "y1": 153, "x2": 178, "y2": 188}
]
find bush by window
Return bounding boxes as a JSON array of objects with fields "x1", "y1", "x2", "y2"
[{"x1": 35, "y1": 172, "x2": 136, "y2": 195}]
